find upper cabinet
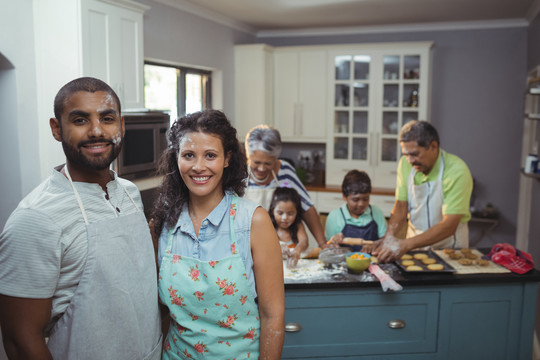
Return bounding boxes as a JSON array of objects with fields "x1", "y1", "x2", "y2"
[
  {"x1": 326, "y1": 42, "x2": 433, "y2": 187},
  {"x1": 81, "y1": 0, "x2": 148, "y2": 110},
  {"x1": 273, "y1": 48, "x2": 327, "y2": 142},
  {"x1": 234, "y1": 44, "x2": 274, "y2": 141}
]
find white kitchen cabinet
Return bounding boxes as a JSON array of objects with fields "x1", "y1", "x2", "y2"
[
  {"x1": 81, "y1": 0, "x2": 147, "y2": 110},
  {"x1": 326, "y1": 42, "x2": 433, "y2": 188},
  {"x1": 234, "y1": 44, "x2": 274, "y2": 141},
  {"x1": 274, "y1": 48, "x2": 327, "y2": 142}
]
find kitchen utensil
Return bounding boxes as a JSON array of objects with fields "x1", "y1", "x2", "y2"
[
  {"x1": 345, "y1": 252, "x2": 371, "y2": 273},
  {"x1": 342, "y1": 237, "x2": 374, "y2": 246},
  {"x1": 318, "y1": 247, "x2": 349, "y2": 265},
  {"x1": 368, "y1": 264, "x2": 403, "y2": 292}
]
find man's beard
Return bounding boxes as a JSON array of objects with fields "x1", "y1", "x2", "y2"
[{"x1": 62, "y1": 138, "x2": 123, "y2": 171}]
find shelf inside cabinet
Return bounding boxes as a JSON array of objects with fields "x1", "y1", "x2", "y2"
[
  {"x1": 525, "y1": 113, "x2": 540, "y2": 120},
  {"x1": 521, "y1": 168, "x2": 540, "y2": 181}
]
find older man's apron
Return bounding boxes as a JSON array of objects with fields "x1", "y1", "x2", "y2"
[
  {"x1": 406, "y1": 154, "x2": 468, "y2": 249},
  {"x1": 244, "y1": 169, "x2": 280, "y2": 210},
  {"x1": 47, "y1": 166, "x2": 162, "y2": 360},
  {"x1": 158, "y1": 195, "x2": 260, "y2": 359}
]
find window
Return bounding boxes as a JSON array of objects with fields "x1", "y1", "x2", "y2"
[{"x1": 144, "y1": 62, "x2": 211, "y2": 124}]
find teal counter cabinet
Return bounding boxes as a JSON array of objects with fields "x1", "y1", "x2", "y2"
[{"x1": 283, "y1": 270, "x2": 540, "y2": 359}]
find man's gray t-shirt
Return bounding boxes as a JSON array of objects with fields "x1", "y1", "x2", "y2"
[{"x1": 0, "y1": 166, "x2": 144, "y2": 333}]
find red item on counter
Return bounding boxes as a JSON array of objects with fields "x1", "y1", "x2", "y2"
[{"x1": 486, "y1": 243, "x2": 534, "y2": 274}]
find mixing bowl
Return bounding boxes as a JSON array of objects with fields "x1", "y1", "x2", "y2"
[{"x1": 346, "y1": 252, "x2": 371, "y2": 273}]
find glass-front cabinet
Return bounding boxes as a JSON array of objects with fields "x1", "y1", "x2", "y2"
[{"x1": 326, "y1": 42, "x2": 433, "y2": 188}]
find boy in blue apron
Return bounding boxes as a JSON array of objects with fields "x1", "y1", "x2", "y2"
[{"x1": 325, "y1": 170, "x2": 387, "y2": 252}]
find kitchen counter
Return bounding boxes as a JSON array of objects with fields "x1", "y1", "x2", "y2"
[
  {"x1": 282, "y1": 250, "x2": 540, "y2": 359},
  {"x1": 284, "y1": 259, "x2": 540, "y2": 290}
]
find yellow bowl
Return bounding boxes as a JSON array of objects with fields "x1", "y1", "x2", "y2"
[{"x1": 346, "y1": 252, "x2": 371, "y2": 273}]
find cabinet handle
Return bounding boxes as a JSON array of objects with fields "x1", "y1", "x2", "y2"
[
  {"x1": 294, "y1": 103, "x2": 303, "y2": 136},
  {"x1": 387, "y1": 319, "x2": 406, "y2": 329},
  {"x1": 285, "y1": 322, "x2": 303, "y2": 332}
]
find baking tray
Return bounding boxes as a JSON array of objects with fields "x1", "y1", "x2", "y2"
[{"x1": 395, "y1": 249, "x2": 456, "y2": 273}]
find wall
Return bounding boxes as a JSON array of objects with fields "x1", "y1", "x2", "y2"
[
  {"x1": 527, "y1": 8, "x2": 540, "y2": 266},
  {"x1": 137, "y1": 0, "x2": 256, "y2": 118},
  {"x1": 247, "y1": 27, "x2": 527, "y2": 248},
  {"x1": 0, "y1": 0, "x2": 41, "y2": 230}
]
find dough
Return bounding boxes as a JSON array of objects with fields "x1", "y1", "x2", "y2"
[
  {"x1": 402, "y1": 260, "x2": 415, "y2": 266},
  {"x1": 422, "y1": 258, "x2": 437, "y2": 265},
  {"x1": 406, "y1": 265, "x2": 423, "y2": 271},
  {"x1": 413, "y1": 253, "x2": 428, "y2": 260},
  {"x1": 401, "y1": 254, "x2": 413, "y2": 260},
  {"x1": 448, "y1": 252, "x2": 463, "y2": 260},
  {"x1": 427, "y1": 263, "x2": 444, "y2": 271}
]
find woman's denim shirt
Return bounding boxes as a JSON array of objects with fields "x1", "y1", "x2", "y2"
[{"x1": 158, "y1": 191, "x2": 259, "y2": 298}]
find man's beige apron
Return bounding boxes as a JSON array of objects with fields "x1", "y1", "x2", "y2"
[
  {"x1": 47, "y1": 166, "x2": 162, "y2": 359},
  {"x1": 406, "y1": 153, "x2": 468, "y2": 249}
]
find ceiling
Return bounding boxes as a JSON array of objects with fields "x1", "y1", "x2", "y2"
[{"x1": 157, "y1": 0, "x2": 540, "y2": 34}]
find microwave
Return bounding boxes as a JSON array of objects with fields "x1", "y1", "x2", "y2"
[{"x1": 113, "y1": 110, "x2": 170, "y2": 180}]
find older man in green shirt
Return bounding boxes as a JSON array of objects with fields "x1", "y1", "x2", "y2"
[{"x1": 371, "y1": 121, "x2": 473, "y2": 263}]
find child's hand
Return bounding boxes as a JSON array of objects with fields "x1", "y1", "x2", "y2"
[
  {"x1": 328, "y1": 233, "x2": 345, "y2": 247},
  {"x1": 286, "y1": 248, "x2": 300, "y2": 268}
]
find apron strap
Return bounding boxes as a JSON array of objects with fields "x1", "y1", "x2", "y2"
[
  {"x1": 64, "y1": 165, "x2": 139, "y2": 226},
  {"x1": 229, "y1": 193, "x2": 239, "y2": 254},
  {"x1": 64, "y1": 165, "x2": 90, "y2": 225}
]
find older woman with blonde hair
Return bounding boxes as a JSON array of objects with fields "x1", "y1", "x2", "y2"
[{"x1": 244, "y1": 125, "x2": 327, "y2": 249}]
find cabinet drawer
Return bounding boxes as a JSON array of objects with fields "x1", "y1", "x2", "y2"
[{"x1": 283, "y1": 289, "x2": 439, "y2": 358}]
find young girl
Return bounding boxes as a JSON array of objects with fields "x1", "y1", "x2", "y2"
[
  {"x1": 151, "y1": 110, "x2": 284, "y2": 360},
  {"x1": 268, "y1": 187, "x2": 309, "y2": 267}
]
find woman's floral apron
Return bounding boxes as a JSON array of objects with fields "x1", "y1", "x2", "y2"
[{"x1": 158, "y1": 195, "x2": 260, "y2": 359}]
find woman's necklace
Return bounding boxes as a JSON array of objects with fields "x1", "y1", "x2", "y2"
[{"x1": 249, "y1": 169, "x2": 270, "y2": 184}]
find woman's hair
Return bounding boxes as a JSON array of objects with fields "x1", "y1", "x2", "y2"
[
  {"x1": 245, "y1": 125, "x2": 282, "y2": 158},
  {"x1": 151, "y1": 110, "x2": 247, "y2": 234},
  {"x1": 399, "y1": 120, "x2": 440, "y2": 148},
  {"x1": 342, "y1": 170, "x2": 371, "y2": 197},
  {"x1": 268, "y1": 187, "x2": 304, "y2": 244}
]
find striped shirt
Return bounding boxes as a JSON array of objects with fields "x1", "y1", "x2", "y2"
[
  {"x1": 247, "y1": 159, "x2": 314, "y2": 212},
  {"x1": 0, "y1": 166, "x2": 144, "y2": 334}
]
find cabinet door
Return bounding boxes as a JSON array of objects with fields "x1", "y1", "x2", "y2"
[
  {"x1": 81, "y1": 0, "x2": 145, "y2": 109},
  {"x1": 326, "y1": 44, "x2": 432, "y2": 188},
  {"x1": 283, "y1": 289, "x2": 439, "y2": 358},
  {"x1": 274, "y1": 49, "x2": 327, "y2": 142},
  {"x1": 274, "y1": 51, "x2": 299, "y2": 139},
  {"x1": 326, "y1": 52, "x2": 375, "y2": 185},
  {"x1": 234, "y1": 44, "x2": 274, "y2": 141}
]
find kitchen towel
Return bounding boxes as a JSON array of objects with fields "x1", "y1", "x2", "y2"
[{"x1": 486, "y1": 243, "x2": 534, "y2": 274}]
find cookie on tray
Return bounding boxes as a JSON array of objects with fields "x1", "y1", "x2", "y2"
[
  {"x1": 448, "y1": 252, "x2": 463, "y2": 260},
  {"x1": 422, "y1": 258, "x2": 437, "y2": 265},
  {"x1": 458, "y1": 258, "x2": 473, "y2": 266},
  {"x1": 413, "y1": 253, "x2": 428, "y2": 260},
  {"x1": 401, "y1": 260, "x2": 415, "y2": 266},
  {"x1": 475, "y1": 259, "x2": 490, "y2": 266},
  {"x1": 406, "y1": 265, "x2": 423, "y2": 271},
  {"x1": 427, "y1": 263, "x2": 444, "y2": 271},
  {"x1": 401, "y1": 254, "x2": 413, "y2": 260}
]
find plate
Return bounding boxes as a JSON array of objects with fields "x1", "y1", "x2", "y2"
[{"x1": 395, "y1": 249, "x2": 455, "y2": 273}]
